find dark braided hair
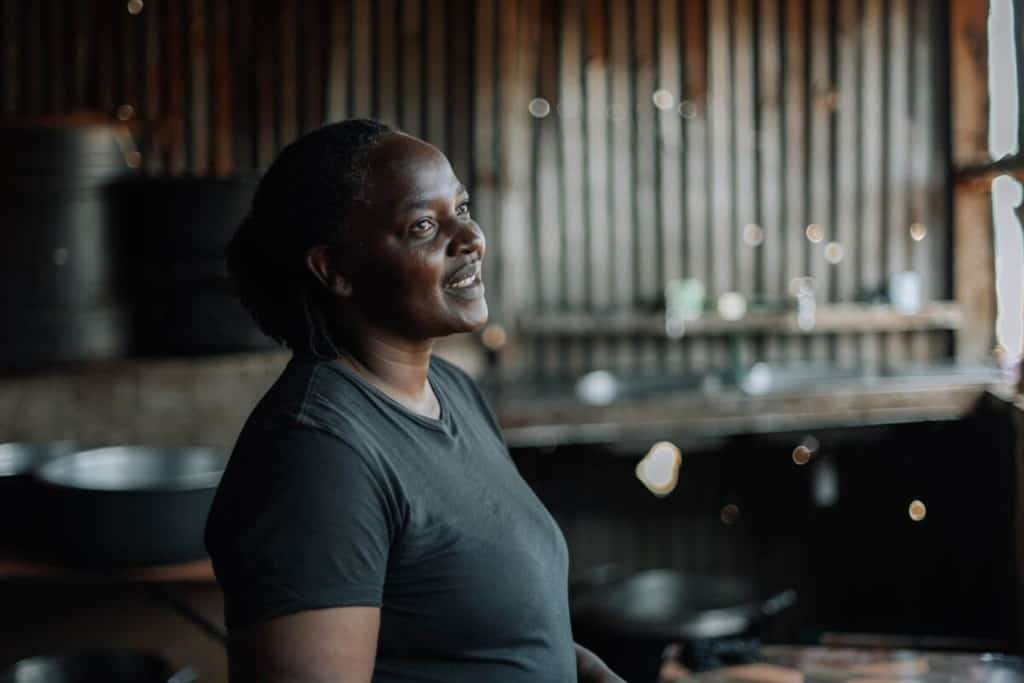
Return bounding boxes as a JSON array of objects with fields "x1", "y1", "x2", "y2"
[{"x1": 226, "y1": 119, "x2": 394, "y2": 352}]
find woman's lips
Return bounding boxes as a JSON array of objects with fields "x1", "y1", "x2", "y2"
[{"x1": 444, "y1": 269, "x2": 485, "y2": 300}]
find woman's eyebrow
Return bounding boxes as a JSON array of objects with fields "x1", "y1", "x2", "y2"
[{"x1": 398, "y1": 184, "x2": 468, "y2": 212}]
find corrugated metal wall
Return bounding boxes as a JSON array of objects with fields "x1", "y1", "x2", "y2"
[{"x1": 0, "y1": 0, "x2": 951, "y2": 377}]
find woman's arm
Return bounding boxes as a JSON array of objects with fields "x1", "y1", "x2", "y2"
[
  {"x1": 575, "y1": 642, "x2": 627, "y2": 683},
  {"x1": 228, "y1": 606, "x2": 380, "y2": 683}
]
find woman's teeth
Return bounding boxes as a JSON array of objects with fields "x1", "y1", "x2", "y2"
[{"x1": 448, "y1": 273, "x2": 479, "y2": 289}]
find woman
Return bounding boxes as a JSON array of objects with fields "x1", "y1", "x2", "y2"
[{"x1": 205, "y1": 120, "x2": 624, "y2": 682}]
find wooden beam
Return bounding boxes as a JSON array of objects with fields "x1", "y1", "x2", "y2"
[
  {"x1": 1015, "y1": 399, "x2": 1024, "y2": 650},
  {"x1": 950, "y1": 0, "x2": 997, "y2": 365},
  {"x1": 950, "y1": 0, "x2": 990, "y2": 168},
  {"x1": 953, "y1": 185, "x2": 996, "y2": 362},
  {"x1": 517, "y1": 302, "x2": 964, "y2": 337}
]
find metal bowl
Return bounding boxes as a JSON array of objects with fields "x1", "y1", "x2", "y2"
[
  {"x1": 0, "y1": 441, "x2": 78, "y2": 478},
  {"x1": 34, "y1": 446, "x2": 228, "y2": 568},
  {"x1": 36, "y1": 446, "x2": 225, "y2": 491}
]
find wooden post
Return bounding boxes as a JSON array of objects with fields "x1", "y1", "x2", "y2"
[
  {"x1": 1015, "y1": 399, "x2": 1024, "y2": 651},
  {"x1": 951, "y1": 0, "x2": 996, "y2": 364}
]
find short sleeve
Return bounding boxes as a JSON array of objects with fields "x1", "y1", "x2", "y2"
[{"x1": 205, "y1": 427, "x2": 400, "y2": 629}]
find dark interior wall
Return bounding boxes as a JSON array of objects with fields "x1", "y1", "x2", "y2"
[
  {"x1": 516, "y1": 399, "x2": 1019, "y2": 648},
  {"x1": 0, "y1": 0, "x2": 953, "y2": 377}
]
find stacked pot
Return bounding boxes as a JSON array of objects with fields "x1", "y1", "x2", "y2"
[
  {"x1": 0, "y1": 122, "x2": 137, "y2": 368},
  {"x1": 119, "y1": 176, "x2": 275, "y2": 355}
]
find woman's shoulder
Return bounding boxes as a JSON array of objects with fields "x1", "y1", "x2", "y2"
[{"x1": 245, "y1": 356, "x2": 377, "y2": 444}]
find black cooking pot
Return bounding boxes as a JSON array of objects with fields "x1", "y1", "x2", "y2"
[
  {"x1": 0, "y1": 442, "x2": 78, "y2": 552},
  {"x1": 0, "y1": 651, "x2": 196, "y2": 683},
  {"x1": 33, "y1": 447, "x2": 227, "y2": 568},
  {"x1": 0, "y1": 121, "x2": 135, "y2": 368},
  {"x1": 571, "y1": 567, "x2": 796, "y2": 682}
]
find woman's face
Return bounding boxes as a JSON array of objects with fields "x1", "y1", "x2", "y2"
[{"x1": 339, "y1": 133, "x2": 488, "y2": 340}]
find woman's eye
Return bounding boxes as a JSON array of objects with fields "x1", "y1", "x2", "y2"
[
  {"x1": 410, "y1": 219, "x2": 436, "y2": 235},
  {"x1": 456, "y1": 201, "x2": 471, "y2": 217}
]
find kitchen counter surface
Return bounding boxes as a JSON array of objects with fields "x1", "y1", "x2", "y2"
[
  {"x1": 668, "y1": 645, "x2": 1024, "y2": 682},
  {"x1": 485, "y1": 365, "x2": 1009, "y2": 449}
]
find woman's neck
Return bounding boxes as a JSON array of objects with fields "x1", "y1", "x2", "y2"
[{"x1": 330, "y1": 321, "x2": 439, "y2": 417}]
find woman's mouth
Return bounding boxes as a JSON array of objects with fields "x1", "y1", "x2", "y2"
[{"x1": 444, "y1": 263, "x2": 485, "y2": 300}]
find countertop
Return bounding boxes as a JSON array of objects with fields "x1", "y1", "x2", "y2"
[{"x1": 484, "y1": 365, "x2": 1010, "y2": 449}]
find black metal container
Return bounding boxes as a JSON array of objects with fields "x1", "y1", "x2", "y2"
[
  {"x1": 571, "y1": 568, "x2": 795, "y2": 682},
  {"x1": 0, "y1": 121, "x2": 136, "y2": 368},
  {"x1": 0, "y1": 442, "x2": 78, "y2": 552},
  {"x1": 0, "y1": 651, "x2": 194, "y2": 683},
  {"x1": 113, "y1": 176, "x2": 274, "y2": 355},
  {"x1": 33, "y1": 446, "x2": 227, "y2": 568}
]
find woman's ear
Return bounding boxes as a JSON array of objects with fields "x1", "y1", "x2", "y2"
[{"x1": 305, "y1": 245, "x2": 353, "y2": 297}]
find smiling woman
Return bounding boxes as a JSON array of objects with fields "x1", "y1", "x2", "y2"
[{"x1": 205, "y1": 120, "x2": 622, "y2": 683}]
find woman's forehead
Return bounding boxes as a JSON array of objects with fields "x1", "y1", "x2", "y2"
[{"x1": 363, "y1": 133, "x2": 461, "y2": 210}]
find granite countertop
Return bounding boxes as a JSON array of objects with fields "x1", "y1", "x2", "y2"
[{"x1": 482, "y1": 364, "x2": 1010, "y2": 449}]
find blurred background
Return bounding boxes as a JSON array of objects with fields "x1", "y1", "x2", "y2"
[{"x1": 0, "y1": 0, "x2": 1023, "y2": 681}]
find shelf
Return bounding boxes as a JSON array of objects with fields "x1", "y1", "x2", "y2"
[
  {"x1": 516, "y1": 302, "x2": 963, "y2": 337},
  {"x1": 0, "y1": 554, "x2": 215, "y2": 583}
]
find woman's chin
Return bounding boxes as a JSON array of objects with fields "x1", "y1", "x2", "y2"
[{"x1": 450, "y1": 300, "x2": 489, "y2": 334}]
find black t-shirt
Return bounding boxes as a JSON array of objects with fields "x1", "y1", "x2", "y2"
[{"x1": 205, "y1": 354, "x2": 577, "y2": 682}]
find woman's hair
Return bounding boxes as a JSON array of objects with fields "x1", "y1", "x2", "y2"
[{"x1": 226, "y1": 119, "x2": 394, "y2": 352}]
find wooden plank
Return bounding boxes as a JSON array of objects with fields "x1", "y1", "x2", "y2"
[
  {"x1": 808, "y1": 0, "x2": 831, "y2": 365},
  {"x1": 783, "y1": 0, "x2": 807, "y2": 364},
  {"x1": 950, "y1": 0, "x2": 990, "y2": 168},
  {"x1": 189, "y1": 0, "x2": 210, "y2": 173},
  {"x1": 950, "y1": 184, "x2": 991, "y2": 362},
  {"x1": 609, "y1": 0, "x2": 634, "y2": 370},
  {"x1": 634, "y1": 0, "x2": 661, "y2": 372},
  {"x1": 909, "y1": 0, "x2": 936, "y2": 362},
  {"x1": 48, "y1": 1, "x2": 64, "y2": 112},
  {"x1": 500, "y1": 0, "x2": 539, "y2": 323},
  {"x1": 424, "y1": 0, "x2": 446, "y2": 146},
  {"x1": 212, "y1": 0, "x2": 233, "y2": 175},
  {"x1": 885, "y1": 0, "x2": 911, "y2": 369},
  {"x1": 861, "y1": 0, "x2": 885, "y2": 373},
  {"x1": 561, "y1": 0, "x2": 587, "y2": 312},
  {"x1": 352, "y1": 0, "x2": 373, "y2": 119},
  {"x1": 144, "y1": 0, "x2": 163, "y2": 173},
  {"x1": 230, "y1": 0, "x2": 255, "y2": 171},
  {"x1": 707, "y1": 0, "x2": 733, "y2": 305},
  {"x1": 634, "y1": 0, "x2": 659, "y2": 306},
  {"x1": 398, "y1": 0, "x2": 422, "y2": 134},
  {"x1": 535, "y1": 3, "x2": 561, "y2": 313},
  {"x1": 954, "y1": 186, "x2": 996, "y2": 362},
  {"x1": 1014, "y1": 400, "x2": 1024, "y2": 650},
  {"x1": 120, "y1": 0, "x2": 138, "y2": 117},
  {"x1": 474, "y1": 0, "x2": 500, "y2": 318},
  {"x1": 758, "y1": 0, "x2": 785, "y2": 364},
  {"x1": 950, "y1": 0, "x2": 991, "y2": 366},
  {"x1": 25, "y1": 0, "x2": 41, "y2": 114},
  {"x1": 302, "y1": 0, "x2": 325, "y2": 131},
  {"x1": 835, "y1": 0, "x2": 860, "y2": 369},
  {"x1": 657, "y1": 0, "x2": 684, "y2": 371},
  {"x1": 166, "y1": 0, "x2": 187, "y2": 173},
  {"x1": 683, "y1": 0, "x2": 710, "y2": 371},
  {"x1": 609, "y1": 0, "x2": 634, "y2": 312},
  {"x1": 448, "y1": 0, "x2": 474, "y2": 201},
  {"x1": 2, "y1": 0, "x2": 18, "y2": 113},
  {"x1": 583, "y1": 0, "x2": 614, "y2": 370},
  {"x1": 278, "y1": 0, "x2": 298, "y2": 145},
  {"x1": 376, "y1": 0, "x2": 398, "y2": 126},
  {"x1": 326, "y1": 0, "x2": 351, "y2": 123},
  {"x1": 73, "y1": 0, "x2": 90, "y2": 109},
  {"x1": 733, "y1": 0, "x2": 757, "y2": 369},
  {"x1": 517, "y1": 302, "x2": 965, "y2": 337}
]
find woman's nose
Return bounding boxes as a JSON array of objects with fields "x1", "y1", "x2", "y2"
[{"x1": 450, "y1": 220, "x2": 486, "y2": 257}]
